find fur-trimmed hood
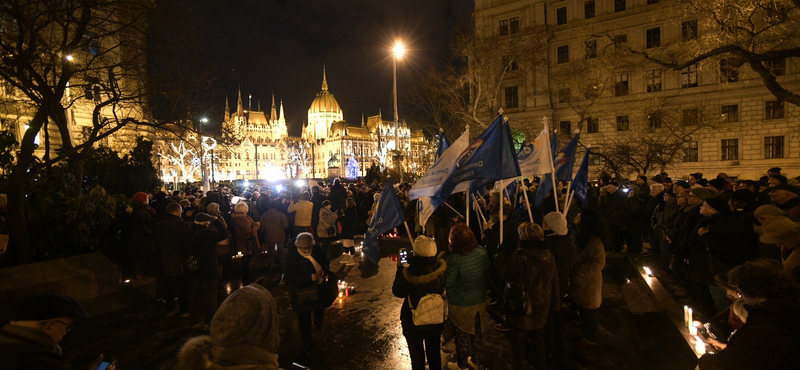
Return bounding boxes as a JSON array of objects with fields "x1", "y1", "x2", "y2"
[
  {"x1": 403, "y1": 256, "x2": 447, "y2": 285},
  {"x1": 177, "y1": 336, "x2": 281, "y2": 370}
]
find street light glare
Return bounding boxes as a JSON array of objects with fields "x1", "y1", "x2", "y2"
[
  {"x1": 65, "y1": 54, "x2": 74, "y2": 61},
  {"x1": 393, "y1": 41, "x2": 405, "y2": 59}
]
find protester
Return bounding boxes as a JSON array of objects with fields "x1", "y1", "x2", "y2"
[
  {"x1": 129, "y1": 191, "x2": 156, "y2": 280},
  {"x1": 260, "y1": 200, "x2": 289, "y2": 268},
  {"x1": 542, "y1": 211, "x2": 570, "y2": 360},
  {"x1": 177, "y1": 278, "x2": 281, "y2": 370},
  {"x1": 445, "y1": 223, "x2": 490, "y2": 370},
  {"x1": 570, "y1": 208, "x2": 608, "y2": 349},
  {"x1": 392, "y1": 236, "x2": 446, "y2": 370},
  {"x1": 759, "y1": 216, "x2": 800, "y2": 278},
  {"x1": 232, "y1": 202, "x2": 261, "y2": 283},
  {"x1": 0, "y1": 293, "x2": 110, "y2": 370},
  {"x1": 698, "y1": 259, "x2": 800, "y2": 370},
  {"x1": 496, "y1": 222, "x2": 559, "y2": 370},
  {"x1": 153, "y1": 202, "x2": 192, "y2": 316},
  {"x1": 288, "y1": 192, "x2": 314, "y2": 237},
  {"x1": 339, "y1": 198, "x2": 359, "y2": 266},
  {"x1": 317, "y1": 200, "x2": 339, "y2": 251},
  {"x1": 184, "y1": 213, "x2": 229, "y2": 329},
  {"x1": 284, "y1": 232, "x2": 331, "y2": 363}
]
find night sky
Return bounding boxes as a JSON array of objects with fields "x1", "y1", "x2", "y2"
[{"x1": 176, "y1": 0, "x2": 474, "y2": 135}]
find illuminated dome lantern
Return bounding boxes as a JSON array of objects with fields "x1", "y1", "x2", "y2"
[{"x1": 307, "y1": 65, "x2": 343, "y2": 140}]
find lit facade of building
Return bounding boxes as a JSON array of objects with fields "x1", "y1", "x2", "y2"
[
  {"x1": 169, "y1": 67, "x2": 432, "y2": 183},
  {"x1": 474, "y1": 0, "x2": 799, "y2": 180}
]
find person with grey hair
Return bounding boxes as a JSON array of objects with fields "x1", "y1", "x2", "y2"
[{"x1": 177, "y1": 278, "x2": 281, "y2": 369}]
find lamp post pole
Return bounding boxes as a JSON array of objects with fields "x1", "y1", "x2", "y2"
[{"x1": 392, "y1": 40, "x2": 405, "y2": 181}]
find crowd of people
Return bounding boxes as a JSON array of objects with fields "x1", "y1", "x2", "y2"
[{"x1": 3, "y1": 164, "x2": 799, "y2": 370}]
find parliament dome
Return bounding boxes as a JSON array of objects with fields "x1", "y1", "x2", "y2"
[{"x1": 308, "y1": 67, "x2": 342, "y2": 116}]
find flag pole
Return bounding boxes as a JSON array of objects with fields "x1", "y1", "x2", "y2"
[
  {"x1": 466, "y1": 182, "x2": 470, "y2": 227},
  {"x1": 521, "y1": 178, "x2": 534, "y2": 223},
  {"x1": 472, "y1": 193, "x2": 488, "y2": 226},
  {"x1": 444, "y1": 202, "x2": 465, "y2": 219},
  {"x1": 403, "y1": 221, "x2": 415, "y2": 248},
  {"x1": 499, "y1": 178, "x2": 504, "y2": 246},
  {"x1": 562, "y1": 182, "x2": 572, "y2": 216}
]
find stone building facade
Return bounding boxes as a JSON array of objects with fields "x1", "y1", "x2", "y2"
[{"x1": 474, "y1": 0, "x2": 799, "y2": 180}]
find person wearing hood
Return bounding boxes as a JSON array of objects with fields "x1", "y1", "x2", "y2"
[
  {"x1": 496, "y1": 222, "x2": 560, "y2": 370},
  {"x1": 392, "y1": 236, "x2": 447, "y2": 370},
  {"x1": 177, "y1": 278, "x2": 282, "y2": 370},
  {"x1": 698, "y1": 259, "x2": 800, "y2": 370}
]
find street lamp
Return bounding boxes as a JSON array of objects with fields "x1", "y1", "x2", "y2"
[{"x1": 392, "y1": 40, "x2": 405, "y2": 180}]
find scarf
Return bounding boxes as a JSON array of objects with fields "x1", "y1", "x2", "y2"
[{"x1": 299, "y1": 249, "x2": 323, "y2": 283}]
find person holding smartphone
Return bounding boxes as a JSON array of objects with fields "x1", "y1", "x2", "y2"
[{"x1": 0, "y1": 293, "x2": 112, "y2": 370}]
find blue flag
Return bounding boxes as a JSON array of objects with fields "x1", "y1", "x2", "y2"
[
  {"x1": 532, "y1": 173, "x2": 553, "y2": 207},
  {"x1": 553, "y1": 134, "x2": 580, "y2": 181},
  {"x1": 365, "y1": 178, "x2": 406, "y2": 265},
  {"x1": 432, "y1": 116, "x2": 521, "y2": 207},
  {"x1": 436, "y1": 131, "x2": 450, "y2": 160},
  {"x1": 570, "y1": 148, "x2": 590, "y2": 206}
]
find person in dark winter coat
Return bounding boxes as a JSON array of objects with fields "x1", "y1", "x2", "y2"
[
  {"x1": 699, "y1": 259, "x2": 800, "y2": 370},
  {"x1": 600, "y1": 182, "x2": 627, "y2": 252},
  {"x1": 153, "y1": 203, "x2": 192, "y2": 315},
  {"x1": 339, "y1": 198, "x2": 359, "y2": 266},
  {"x1": 0, "y1": 294, "x2": 104, "y2": 370},
  {"x1": 177, "y1": 279, "x2": 281, "y2": 370},
  {"x1": 284, "y1": 232, "x2": 331, "y2": 360},
  {"x1": 183, "y1": 213, "x2": 229, "y2": 328},
  {"x1": 495, "y1": 222, "x2": 560, "y2": 370},
  {"x1": 328, "y1": 178, "x2": 348, "y2": 213},
  {"x1": 543, "y1": 211, "x2": 570, "y2": 359},
  {"x1": 260, "y1": 200, "x2": 289, "y2": 267},
  {"x1": 570, "y1": 208, "x2": 609, "y2": 348},
  {"x1": 129, "y1": 191, "x2": 156, "y2": 279},
  {"x1": 392, "y1": 236, "x2": 447, "y2": 370}
]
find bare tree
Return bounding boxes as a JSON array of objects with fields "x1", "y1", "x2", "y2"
[{"x1": 620, "y1": 0, "x2": 800, "y2": 106}]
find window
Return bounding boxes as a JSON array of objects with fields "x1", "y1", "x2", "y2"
[
  {"x1": 646, "y1": 69, "x2": 662, "y2": 92},
  {"x1": 587, "y1": 117, "x2": 599, "y2": 133},
  {"x1": 557, "y1": 7, "x2": 567, "y2": 25},
  {"x1": 585, "y1": 40, "x2": 597, "y2": 59},
  {"x1": 616, "y1": 116, "x2": 630, "y2": 131},
  {"x1": 502, "y1": 56, "x2": 519, "y2": 71},
  {"x1": 681, "y1": 63, "x2": 698, "y2": 88},
  {"x1": 585, "y1": 1, "x2": 596, "y2": 19},
  {"x1": 682, "y1": 20, "x2": 698, "y2": 41},
  {"x1": 557, "y1": 45, "x2": 569, "y2": 64},
  {"x1": 613, "y1": 34, "x2": 628, "y2": 47},
  {"x1": 646, "y1": 28, "x2": 661, "y2": 48},
  {"x1": 683, "y1": 141, "x2": 698, "y2": 162},
  {"x1": 647, "y1": 0, "x2": 660, "y2": 4},
  {"x1": 721, "y1": 105, "x2": 739, "y2": 123},
  {"x1": 765, "y1": 136, "x2": 785, "y2": 159},
  {"x1": 558, "y1": 83, "x2": 571, "y2": 103},
  {"x1": 766, "y1": 59, "x2": 785, "y2": 76},
  {"x1": 499, "y1": 19, "x2": 509, "y2": 36},
  {"x1": 80, "y1": 31, "x2": 99, "y2": 55},
  {"x1": 647, "y1": 111, "x2": 663, "y2": 129},
  {"x1": 559, "y1": 121, "x2": 571, "y2": 134},
  {"x1": 682, "y1": 108, "x2": 699, "y2": 126},
  {"x1": 510, "y1": 17, "x2": 520, "y2": 33},
  {"x1": 615, "y1": 0, "x2": 626, "y2": 12},
  {"x1": 719, "y1": 59, "x2": 739, "y2": 82},
  {"x1": 614, "y1": 73, "x2": 629, "y2": 96},
  {"x1": 721, "y1": 139, "x2": 739, "y2": 160},
  {"x1": 505, "y1": 86, "x2": 519, "y2": 108},
  {"x1": 765, "y1": 101, "x2": 784, "y2": 119}
]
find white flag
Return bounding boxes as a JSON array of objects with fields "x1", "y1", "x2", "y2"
[
  {"x1": 418, "y1": 197, "x2": 435, "y2": 232},
  {"x1": 517, "y1": 123, "x2": 554, "y2": 177},
  {"x1": 409, "y1": 129, "x2": 470, "y2": 200}
]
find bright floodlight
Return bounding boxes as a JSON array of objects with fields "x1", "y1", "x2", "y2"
[
  {"x1": 275, "y1": 184, "x2": 284, "y2": 192},
  {"x1": 65, "y1": 54, "x2": 74, "y2": 61},
  {"x1": 295, "y1": 180, "x2": 305, "y2": 188},
  {"x1": 200, "y1": 117, "x2": 209, "y2": 123},
  {"x1": 393, "y1": 41, "x2": 405, "y2": 59}
]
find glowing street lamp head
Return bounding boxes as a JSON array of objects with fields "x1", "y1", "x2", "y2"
[
  {"x1": 393, "y1": 40, "x2": 405, "y2": 60},
  {"x1": 65, "y1": 54, "x2": 74, "y2": 61}
]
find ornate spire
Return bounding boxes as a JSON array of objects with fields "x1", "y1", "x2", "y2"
[
  {"x1": 237, "y1": 86, "x2": 243, "y2": 116},
  {"x1": 270, "y1": 93, "x2": 278, "y2": 122},
  {"x1": 321, "y1": 64, "x2": 328, "y2": 91},
  {"x1": 257, "y1": 99, "x2": 261, "y2": 112},
  {"x1": 224, "y1": 95, "x2": 230, "y2": 121},
  {"x1": 279, "y1": 100, "x2": 286, "y2": 123}
]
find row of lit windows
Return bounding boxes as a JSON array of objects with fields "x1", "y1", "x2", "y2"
[{"x1": 555, "y1": 0, "x2": 661, "y2": 26}]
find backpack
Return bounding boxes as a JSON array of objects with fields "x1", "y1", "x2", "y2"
[{"x1": 408, "y1": 293, "x2": 448, "y2": 326}]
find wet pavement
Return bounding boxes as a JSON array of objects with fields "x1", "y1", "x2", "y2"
[{"x1": 59, "y1": 239, "x2": 699, "y2": 370}]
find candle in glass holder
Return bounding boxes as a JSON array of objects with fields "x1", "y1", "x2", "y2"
[
  {"x1": 688, "y1": 308, "x2": 693, "y2": 330},
  {"x1": 694, "y1": 336, "x2": 706, "y2": 355},
  {"x1": 689, "y1": 321, "x2": 700, "y2": 336}
]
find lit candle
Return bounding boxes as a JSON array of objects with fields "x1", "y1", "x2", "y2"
[
  {"x1": 694, "y1": 336, "x2": 706, "y2": 355},
  {"x1": 688, "y1": 308, "x2": 693, "y2": 330},
  {"x1": 643, "y1": 266, "x2": 654, "y2": 277},
  {"x1": 684, "y1": 306, "x2": 689, "y2": 328},
  {"x1": 689, "y1": 324, "x2": 698, "y2": 336}
]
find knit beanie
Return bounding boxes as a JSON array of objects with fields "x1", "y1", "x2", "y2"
[
  {"x1": 132, "y1": 192, "x2": 149, "y2": 203},
  {"x1": 753, "y1": 204, "x2": 784, "y2": 219},
  {"x1": 413, "y1": 236, "x2": 437, "y2": 257},
  {"x1": 704, "y1": 197, "x2": 731, "y2": 214},
  {"x1": 690, "y1": 187, "x2": 717, "y2": 200},
  {"x1": 650, "y1": 174, "x2": 664, "y2": 183},
  {"x1": 543, "y1": 212, "x2": 569, "y2": 236},
  {"x1": 210, "y1": 284, "x2": 280, "y2": 353},
  {"x1": 708, "y1": 178, "x2": 728, "y2": 192}
]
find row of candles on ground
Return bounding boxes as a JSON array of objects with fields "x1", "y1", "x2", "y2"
[{"x1": 684, "y1": 305, "x2": 707, "y2": 355}]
